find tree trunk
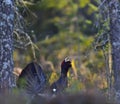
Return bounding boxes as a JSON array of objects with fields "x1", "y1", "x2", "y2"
[
  {"x1": 108, "y1": 0, "x2": 120, "y2": 102},
  {"x1": 0, "y1": 0, "x2": 15, "y2": 93},
  {"x1": 111, "y1": 20, "x2": 120, "y2": 89}
]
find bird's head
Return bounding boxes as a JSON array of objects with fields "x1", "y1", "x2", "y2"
[{"x1": 61, "y1": 57, "x2": 72, "y2": 75}]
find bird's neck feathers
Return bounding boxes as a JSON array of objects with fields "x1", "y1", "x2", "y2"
[
  {"x1": 60, "y1": 57, "x2": 71, "y2": 77},
  {"x1": 61, "y1": 68, "x2": 69, "y2": 77}
]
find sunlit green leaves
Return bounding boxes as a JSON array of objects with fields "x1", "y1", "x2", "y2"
[
  {"x1": 88, "y1": 3, "x2": 98, "y2": 11},
  {"x1": 38, "y1": 0, "x2": 69, "y2": 9},
  {"x1": 63, "y1": 3, "x2": 78, "y2": 15},
  {"x1": 13, "y1": 0, "x2": 108, "y2": 93},
  {"x1": 79, "y1": 0, "x2": 90, "y2": 8}
]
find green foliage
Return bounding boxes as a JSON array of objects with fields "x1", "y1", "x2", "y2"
[
  {"x1": 79, "y1": 0, "x2": 90, "y2": 8},
  {"x1": 37, "y1": 32, "x2": 93, "y2": 60},
  {"x1": 14, "y1": 31, "x2": 107, "y2": 92},
  {"x1": 88, "y1": 3, "x2": 98, "y2": 11},
  {"x1": 35, "y1": 32, "x2": 106, "y2": 91},
  {"x1": 17, "y1": 78, "x2": 27, "y2": 88},
  {"x1": 39, "y1": 0, "x2": 69, "y2": 10},
  {"x1": 16, "y1": 0, "x2": 98, "y2": 39},
  {"x1": 14, "y1": 0, "x2": 109, "y2": 94}
]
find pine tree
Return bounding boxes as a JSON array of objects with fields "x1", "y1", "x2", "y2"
[{"x1": 0, "y1": 0, "x2": 15, "y2": 93}]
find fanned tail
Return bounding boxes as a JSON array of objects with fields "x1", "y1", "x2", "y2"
[{"x1": 17, "y1": 62, "x2": 46, "y2": 95}]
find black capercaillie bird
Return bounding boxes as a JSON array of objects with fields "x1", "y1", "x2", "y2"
[
  {"x1": 17, "y1": 57, "x2": 72, "y2": 96},
  {"x1": 50, "y1": 57, "x2": 72, "y2": 95}
]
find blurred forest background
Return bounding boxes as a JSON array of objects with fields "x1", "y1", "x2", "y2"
[{"x1": 14, "y1": 0, "x2": 108, "y2": 93}]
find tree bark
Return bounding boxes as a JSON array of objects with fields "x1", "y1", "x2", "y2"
[
  {"x1": 108, "y1": 0, "x2": 120, "y2": 102},
  {"x1": 111, "y1": 19, "x2": 120, "y2": 90},
  {"x1": 0, "y1": 0, "x2": 15, "y2": 93}
]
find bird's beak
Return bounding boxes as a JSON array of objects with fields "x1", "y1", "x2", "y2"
[{"x1": 71, "y1": 59, "x2": 78, "y2": 79}]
